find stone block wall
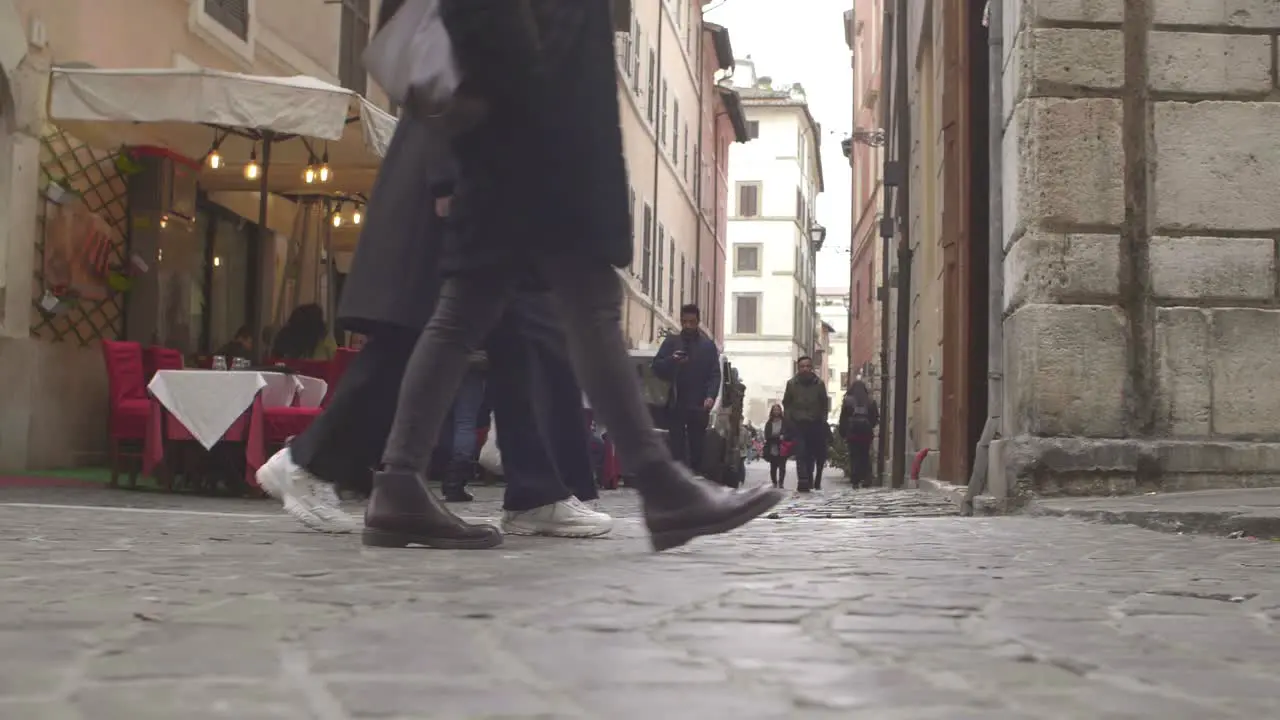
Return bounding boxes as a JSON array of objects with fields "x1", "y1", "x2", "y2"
[{"x1": 998, "y1": 0, "x2": 1280, "y2": 497}]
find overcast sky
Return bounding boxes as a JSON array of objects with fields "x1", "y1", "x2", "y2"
[{"x1": 705, "y1": 0, "x2": 854, "y2": 291}]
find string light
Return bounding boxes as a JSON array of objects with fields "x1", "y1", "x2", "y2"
[
  {"x1": 304, "y1": 164, "x2": 316, "y2": 184},
  {"x1": 213, "y1": 256, "x2": 222, "y2": 267},
  {"x1": 159, "y1": 215, "x2": 169, "y2": 229},
  {"x1": 243, "y1": 145, "x2": 260, "y2": 180},
  {"x1": 318, "y1": 149, "x2": 332, "y2": 183},
  {"x1": 332, "y1": 202, "x2": 343, "y2": 227},
  {"x1": 207, "y1": 149, "x2": 222, "y2": 169},
  {"x1": 352, "y1": 206, "x2": 362, "y2": 225}
]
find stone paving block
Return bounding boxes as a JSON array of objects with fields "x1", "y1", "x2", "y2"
[
  {"x1": 69, "y1": 683, "x2": 299, "y2": 720},
  {"x1": 326, "y1": 680, "x2": 564, "y2": 719}
]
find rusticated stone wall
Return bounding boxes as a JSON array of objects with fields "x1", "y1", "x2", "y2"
[{"x1": 995, "y1": 0, "x2": 1280, "y2": 498}]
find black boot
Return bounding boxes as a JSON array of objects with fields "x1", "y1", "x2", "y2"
[
  {"x1": 363, "y1": 470, "x2": 502, "y2": 549},
  {"x1": 814, "y1": 463, "x2": 824, "y2": 491},
  {"x1": 441, "y1": 459, "x2": 475, "y2": 502},
  {"x1": 636, "y1": 461, "x2": 783, "y2": 552}
]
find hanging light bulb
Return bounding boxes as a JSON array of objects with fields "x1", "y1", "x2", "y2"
[
  {"x1": 352, "y1": 206, "x2": 362, "y2": 225},
  {"x1": 159, "y1": 215, "x2": 169, "y2": 229},
  {"x1": 243, "y1": 145, "x2": 260, "y2": 180},
  {"x1": 318, "y1": 150, "x2": 332, "y2": 183},
  {"x1": 304, "y1": 165, "x2": 316, "y2": 184},
  {"x1": 332, "y1": 202, "x2": 343, "y2": 227},
  {"x1": 207, "y1": 149, "x2": 222, "y2": 169}
]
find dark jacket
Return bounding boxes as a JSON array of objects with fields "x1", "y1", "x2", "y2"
[
  {"x1": 762, "y1": 417, "x2": 790, "y2": 460},
  {"x1": 838, "y1": 395, "x2": 880, "y2": 441},
  {"x1": 336, "y1": 115, "x2": 455, "y2": 334},
  {"x1": 438, "y1": 0, "x2": 631, "y2": 273},
  {"x1": 782, "y1": 373, "x2": 830, "y2": 424},
  {"x1": 652, "y1": 330, "x2": 722, "y2": 411}
]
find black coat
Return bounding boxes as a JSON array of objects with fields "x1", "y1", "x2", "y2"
[
  {"x1": 439, "y1": 0, "x2": 631, "y2": 273},
  {"x1": 337, "y1": 116, "x2": 456, "y2": 334}
]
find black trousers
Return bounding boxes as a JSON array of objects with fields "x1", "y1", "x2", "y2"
[
  {"x1": 848, "y1": 439, "x2": 873, "y2": 487},
  {"x1": 768, "y1": 457, "x2": 788, "y2": 487},
  {"x1": 792, "y1": 420, "x2": 827, "y2": 488},
  {"x1": 667, "y1": 407, "x2": 709, "y2": 474},
  {"x1": 290, "y1": 324, "x2": 417, "y2": 495}
]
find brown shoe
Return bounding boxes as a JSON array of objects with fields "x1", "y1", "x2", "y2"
[
  {"x1": 637, "y1": 462, "x2": 783, "y2": 552},
  {"x1": 362, "y1": 470, "x2": 502, "y2": 549}
]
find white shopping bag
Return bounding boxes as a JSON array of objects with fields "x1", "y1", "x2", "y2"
[
  {"x1": 478, "y1": 419, "x2": 504, "y2": 476},
  {"x1": 363, "y1": 0, "x2": 460, "y2": 120}
]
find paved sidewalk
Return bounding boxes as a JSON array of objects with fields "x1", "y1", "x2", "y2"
[
  {"x1": 1034, "y1": 488, "x2": 1280, "y2": 539},
  {"x1": 1, "y1": 468, "x2": 1278, "y2": 719}
]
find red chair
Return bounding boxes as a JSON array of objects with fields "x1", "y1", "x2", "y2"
[
  {"x1": 143, "y1": 346, "x2": 183, "y2": 381},
  {"x1": 322, "y1": 348, "x2": 357, "y2": 405},
  {"x1": 101, "y1": 340, "x2": 150, "y2": 487}
]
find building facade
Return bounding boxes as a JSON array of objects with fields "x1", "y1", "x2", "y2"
[
  {"x1": 817, "y1": 287, "x2": 850, "y2": 421},
  {"x1": 874, "y1": 0, "x2": 1280, "y2": 501},
  {"x1": 844, "y1": 1, "x2": 885, "y2": 394},
  {"x1": 722, "y1": 60, "x2": 825, "y2": 427},
  {"x1": 615, "y1": 0, "x2": 747, "y2": 349}
]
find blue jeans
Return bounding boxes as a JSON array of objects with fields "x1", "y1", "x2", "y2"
[{"x1": 449, "y1": 368, "x2": 487, "y2": 461}]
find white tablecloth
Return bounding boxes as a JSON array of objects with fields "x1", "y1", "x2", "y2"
[{"x1": 147, "y1": 370, "x2": 327, "y2": 449}]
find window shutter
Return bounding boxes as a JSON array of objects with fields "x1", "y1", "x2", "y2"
[{"x1": 204, "y1": 0, "x2": 249, "y2": 40}]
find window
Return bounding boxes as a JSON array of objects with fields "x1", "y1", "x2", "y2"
[
  {"x1": 672, "y1": 100, "x2": 680, "y2": 161},
  {"x1": 204, "y1": 0, "x2": 249, "y2": 40},
  {"x1": 632, "y1": 24, "x2": 642, "y2": 94},
  {"x1": 646, "y1": 50, "x2": 657, "y2": 122},
  {"x1": 734, "y1": 244, "x2": 761, "y2": 274},
  {"x1": 338, "y1": 0, "x2": 371, "y2": 94},
  {"x1": 642, "y1": 203, "x2": 654, "y2": 292},
  {"x1": 734, "y1": 294, "x2": 761, "y2": 335},
  {"x1": 660, "y1": 80, "x2": 669, "y2": 144},
  {"x1": 746, "y1": 120, "x2": 760, "y2": 139},
  {"x1": 683, "y1": 131, "x2": 689, "y2": 181},
  {"x1": 679, "y1": 254, "x2": 686, "y2": 303},
  {"x1": 668, "y1": 237, "x2": 676, "y2": 312},
  {"x1": 629, "y1": 186, "x2": 637, "y2": 276},
  {"x1": 854, "y1": 281, "x2": 861, "y2": 317},
  {"x1": 656, "y1": 225, "x2": 666, "y2": 305},
  {"x1": 796, "y1": 187, "x2": 803, "y2": 220},
  {"x1": 840, "y1": 371, "x2": 849, "y2": 388},
  {"x1": 736, "y1": 182, "x2": 761, "y2": 217}
]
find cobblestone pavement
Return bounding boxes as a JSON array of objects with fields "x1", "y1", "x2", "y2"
[{"x1": 0, "y1": 467, "x2": 1277, "y2": 719}]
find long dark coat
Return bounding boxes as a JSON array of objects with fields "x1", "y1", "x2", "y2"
[
  {"x1": 439, "y1": 0, "x2": 631, "y2": 273},
  {"x1": 336, "y1": 116, "x2": 456, "y2": 334}
]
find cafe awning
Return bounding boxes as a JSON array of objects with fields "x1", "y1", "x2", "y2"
[{"x1": 48, "y1": 66, "x2": 397, "y2": 194}]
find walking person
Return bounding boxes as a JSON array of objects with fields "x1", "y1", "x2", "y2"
[
  {"x1": 782, "y1": 356, "x2": 830, "y2": 493},
  {"x1": 358, "y1": 0, "x2": 782, "y2": 552},
  {"x1": 651, "y1": 304, "x2": 721, "y2": 474},
  {"x1": 439, "y1": 350, "x2": 489, "y2": 502},
  {"x1": 761, "y1": 404, "x2": 791, "y2": 489},
  {"x1": 257, "y1": 44, "x2": 615, "y2": 538},
  {"x1": 838, "y1": 379, "x2": 879, "y2": 488}
]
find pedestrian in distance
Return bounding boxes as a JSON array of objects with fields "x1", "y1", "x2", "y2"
[
  {"x1": 761, "y1": 404, "x2": 792, "y2": 489},
  {"x1": 651, "y1": 304, "x2": 722, "y2": 475},
  {"x1": 838, "y1": 379, "x2": 879, "y2": 488},
  {"x1": 782, "y1": 356, "x2": 831, "y2": 492}
]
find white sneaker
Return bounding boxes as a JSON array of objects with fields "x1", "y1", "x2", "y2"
[
  {"x1": 501, "y1": 496, "x2": 613, "y2": 537},
  {"x1": 256, "y1": 448, "x2": 360, "y2": 534}
]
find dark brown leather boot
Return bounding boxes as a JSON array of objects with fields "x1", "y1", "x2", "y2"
[
  {"x1": 362, "y1": 470, "x2": 502, "y2": 549},
  {"x1": 636, "y1": 461, "x2": 783, "y2": 552}
]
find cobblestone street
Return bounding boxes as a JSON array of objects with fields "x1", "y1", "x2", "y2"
[{"x1": 0, "y1": 466, "x2": 1277, "y2": 719}]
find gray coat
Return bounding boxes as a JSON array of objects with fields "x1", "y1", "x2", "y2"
[{"x1": 337, "y1": 116, "x2": 456, "y2": 334}]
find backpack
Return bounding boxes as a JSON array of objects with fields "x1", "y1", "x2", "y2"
[{"x1": 843, "y1": 396, "x2": 872, "y2": 436}]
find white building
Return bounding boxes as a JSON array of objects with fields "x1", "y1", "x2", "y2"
[
  {"x1": 817, "y1": 287, "x2": 850, "y2": 421},
  {"x1": 722, "y1": 59, "x2": 825, "y2": 427}
]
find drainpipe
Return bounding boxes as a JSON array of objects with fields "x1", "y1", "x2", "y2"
[
  {"x1": 963, "y1": 0, "x2": 1003, "y2": 514},
  {"x1": 889, "y1": 0, "x2": 912, "y2": 489},
  {"x1": 693, "y1": 22, "x2": 705, "y2": 308},
  {"x1": 649, "y1": 2, "x2": 664, "y2": 342},
  {"x1": 875, "y1": 1, "x2": 894, "y2": 486}
]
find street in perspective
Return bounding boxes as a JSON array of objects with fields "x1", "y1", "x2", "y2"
[{"x1": 4, "y1": 0, "x2": 1280, "y2": 718}]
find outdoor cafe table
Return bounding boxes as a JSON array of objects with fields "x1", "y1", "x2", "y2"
[{"x1": 142, "y1": 370, "x2": 328, "y2": 487}]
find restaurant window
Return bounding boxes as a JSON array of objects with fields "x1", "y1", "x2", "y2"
[
  {"x1": 339, "y1": 0, "x2": 372, "y2": 95},
  {"x1": 191, "y1": 200, "x2": 258, "y2": 356}
]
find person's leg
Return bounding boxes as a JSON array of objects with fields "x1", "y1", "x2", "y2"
[
  {"x1": 793, "y1": 422, "x2": 812, "y2": 491},
  {"x1": 855, "y1": 440, "x2": 873, "y2": 487},
  {"x1": 685, "y1": 409, "x2": 707, "y2": 475},
  {"x1": 509, "y1": 292, "x2": 601, "y2": 503},
  {"x1": 259, "y1": 325, "x2": 417, "y2": 532},
  {"x1": 364, "y1": 272, "x2": 514, "y2": 549},
  {"x1": 442, "y1": 368, "x2": 486, "y2": 502},
  {"x1": 813, "y1": 430, "x2": 828, "y2": 490},
  {"x1": 666, "y1": 409, "x2": 690, "y2": 466},
  {"x1": 536, "y1": 257, "x2": 782, "y2": 551}
]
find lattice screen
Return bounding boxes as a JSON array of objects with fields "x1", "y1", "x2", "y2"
[{"x1": 30, "y1": 129, "x2": 128, "y2": 345}]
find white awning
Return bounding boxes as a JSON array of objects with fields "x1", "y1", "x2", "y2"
[{"x1": 47, "y1": 66, "x2": 397, "y2": 194}]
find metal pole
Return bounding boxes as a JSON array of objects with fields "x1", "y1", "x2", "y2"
[
  {"x1": 875, "y1": 2, "x2": 894, "y2": 487},
  {"x1": 889, "y1": 0, "x2": 912, "y2": 489},
  {"x1": 250, "y1": 129, "x2": 272, "y2": 350}
]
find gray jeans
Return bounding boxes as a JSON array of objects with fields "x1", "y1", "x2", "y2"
[{"x1": 382, "y1": 258, "x2": 672, "y2": 478}]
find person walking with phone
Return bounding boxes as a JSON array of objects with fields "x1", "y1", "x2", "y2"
[{"x1": 651, "y1": 304, "x2": 721, "y2": 475}]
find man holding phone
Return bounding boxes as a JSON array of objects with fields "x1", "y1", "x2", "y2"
[{"x1": 652, "y1": 304, "x2": 722, "y2": 474}]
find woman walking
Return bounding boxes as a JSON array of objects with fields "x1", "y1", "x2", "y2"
[
  {"x1": 358, "y1": 0, "x2": 783, "y2": 552},
  {"x1": 762, "y1": 404, "x2": 790, "y2": 489},
  {"x1": 838, "y1": 379, "x2": 879, "y2": 488}
]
